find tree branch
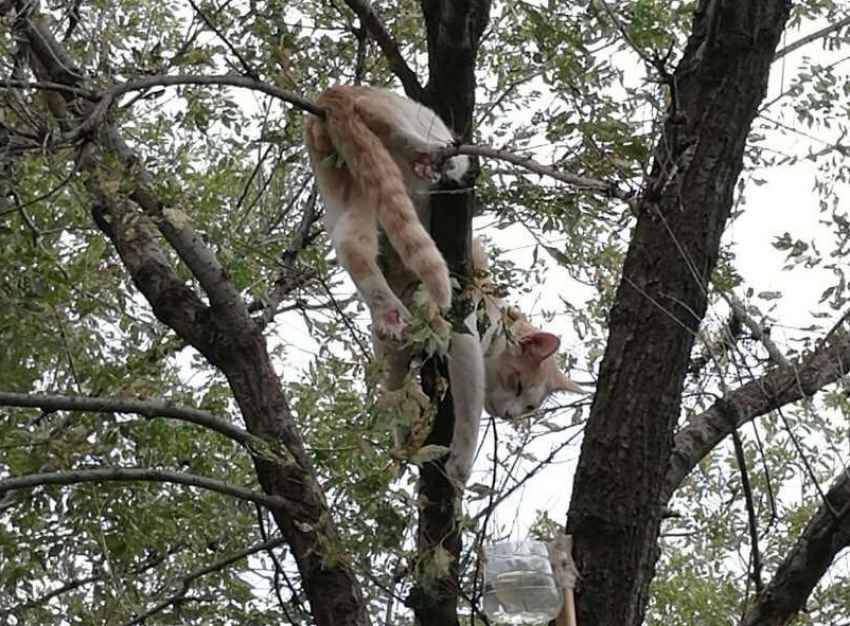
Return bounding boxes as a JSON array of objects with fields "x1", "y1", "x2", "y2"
[
  {"x1": 3, "y1": 541, "x2": 188, "y2": 616},
  {"x1": 341, "y1": 0, "x2": 424, "y2": 99},
  {"x1": 186, "y1": 0, "x2": 260, "y2": 79},
  {"x1": 0, "y1": 77, "x2": 96, "y2": 97},
  {"x1": 732, "y1": 428, "x2": 764, "y2": 593},
  {"x1": 0, "y1": 73, "x2": 323, "y2": 115},
  {"x1": 110, "y1": 73, "x2": 323, "y2": 115},
  {"x1": 117, "y1": 536, "x2": 287, "y2": 626},
  {"x1": 4, "y1": 74, "x2": 633, "y2": 207},
  {"x1": 664, "y1": 332, "x2": 850, "y2": 503},
  {"x1": 0, "y1": 391, "x2": 264, "y2": 448},
  {"x1": 439, "y1": 143, "x2": 634, "y2": 203},
  {"x1": 740, "y1": 470, "x2": 850, "y2": 626},
  {"x1": 260, "y1": 186, "x2": 320, "y2": 327},
  {"x1": 773, "y1": 15, "x2": 850, "y2": 62},
  {"x1": 87, "y1": 194, "x2": 213, "y2": 356},
  {"x1": 0, "y1": 467, "x2": 285, "y2": 509}
]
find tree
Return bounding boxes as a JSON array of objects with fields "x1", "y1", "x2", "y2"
[{"x1": 1, "y1": 0, "x2": 850, "y2": 625}]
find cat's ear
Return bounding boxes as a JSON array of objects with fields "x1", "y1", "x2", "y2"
[
  {"x1": 520, "y1": 331, "x2": 561, "y2": 362},
  {"x1": 551, "y1": 371, "x2": 588, "y2": 395}
]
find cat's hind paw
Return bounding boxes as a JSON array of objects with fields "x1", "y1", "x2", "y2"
[
  {"x1": 372, "y1": 308, "x2": 410, "y2": 341},
  {"x1": 412, "y1": 151, "x2": 439, "y2": 182}
]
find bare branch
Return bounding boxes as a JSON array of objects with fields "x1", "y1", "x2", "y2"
[
  {"x1": 110, "y1": 73, "x2": 323, "y2": 115},
  {"x1": 773, "y1": 15, "x2": 850, "y2": 62},
  {"x1": 0, "y1": 78, "x2": 96, "y2": 98},
  {"x1": 740, "y1": 470, "x2": 850, "y2": 626},
  {"x1": 117, "y1": 536, "x2": 286, "y2": 626},
  {"x1": 2, "y1": 72, "x2": 323, "y2": 115},
  {"x1": 664, "y1": 333, "x2": 850, "y2": 503},
  {"x1": 439, "y1": 144, "x2": 634, "y2": 203},
  {"x1": 341, "y1": 0, "x2": 424, "y2": 99},
  {"x1": 0, "y1": 391, "x2": 264, "y2": 448},
  {"x1": 0, "y1": 467, "x2": 285, "y2": 509}
]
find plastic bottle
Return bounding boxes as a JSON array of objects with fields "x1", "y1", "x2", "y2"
[{"x1": 482, "y1": 540, "x2": 564, "y2": 624}]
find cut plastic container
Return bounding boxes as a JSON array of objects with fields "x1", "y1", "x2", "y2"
[{"x1": 482, "y1": 540, "x2": 564, "y2": 624}]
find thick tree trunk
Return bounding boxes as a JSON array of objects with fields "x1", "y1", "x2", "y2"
[
  {"x1": 410, "y1": 2, "x2": 490, "y2": 625},
  {"x1": 565, "y1": 1, "x2": 792, "y2": 624}
]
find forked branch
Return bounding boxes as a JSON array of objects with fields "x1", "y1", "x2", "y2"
[
  {"x1": 664, "y1": 332, "x2": 850, "y2": 502},
  {"x1": 341, "y1": 0, "x2": 424, "y2": 99}
]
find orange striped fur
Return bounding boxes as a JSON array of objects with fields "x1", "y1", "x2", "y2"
[{"x1": 304, "y1": 86, "x2": 466, "y2": 339}]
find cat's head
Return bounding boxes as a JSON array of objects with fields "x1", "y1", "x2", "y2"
[{"x1": 484, "y1": 316, "x2": 584, "y2": 420}]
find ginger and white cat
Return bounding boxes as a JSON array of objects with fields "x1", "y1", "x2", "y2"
[
  {"x1": 304, "y1": 86, "x2": 467, "y2": 340},
  {"x1": 304, "y1": 85, "x2": 584, "y2": 485}
]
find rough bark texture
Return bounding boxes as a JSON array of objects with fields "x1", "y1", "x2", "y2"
[
  {"x1": 409, "y1": 2, "x2": 490, "y2": 625},
  {"x1": 10, "y1": 3, "x2": 369, "y2": 625},
  {"x1": 565, "y1": 1, "x2": 792, "y2": 624},
  {"x1": 740, "y1": 471, "x2": 850, "y2": 626},
  {"x1": 664, "y1": 332, "x2": 850, "y2": 502}
]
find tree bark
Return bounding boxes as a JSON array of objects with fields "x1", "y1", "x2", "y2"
[
  {"x1": 409, "y1": 2, "x2": 490, "y2": 625},
  {"x1": 740, "y1": 470, "x2": 850, "y2": 626},
  {"x1": 565, "y1": 1, "x2": 792, "y2": 624}
]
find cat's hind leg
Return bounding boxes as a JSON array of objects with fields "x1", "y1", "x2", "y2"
[
  {"x1": 330, "y1": 209, "x2": 410, "y2": 341},
  {"x1": 353, "y1": 96, "x2": 444, "y2": 181}
]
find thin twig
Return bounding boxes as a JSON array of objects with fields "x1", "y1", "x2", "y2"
[
  {"x1": 470, "y1": 417, "x2": 498, "y2": 626},
  {"x1": 1, "y1": 73, "x2": 322, "y2": 115},
  {"x1": 116, "y1": 536, "x2": 286, "y2": 626},
  {"x1": 732, "y1": 428, "x2": 763, "y2": 593},
  {"x1": 254, "y1": 503, "x2": 304, "y2": 621},
  {"x1": 775, "y1": 405, "x2": 838, "y2": 518},
  {"x1": 773, "y1": 15, "x2": 850, "y2": 62},
  {"x1": 439, "y1": 144, "x2": 632, "y2": 202},
  {"x1": 3, "y1": 542, "x2": 186, "y2": 616},
  {"x1": 186, "y1": 0, "x2": 260, "y2": 79},
  {"x1": 260, "y1": 187, "x2": 320, "y2": 326}
]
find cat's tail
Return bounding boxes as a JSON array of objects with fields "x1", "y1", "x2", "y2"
[{"x1": 315, "y1": 87, "x2": 452, "y2": 309}]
